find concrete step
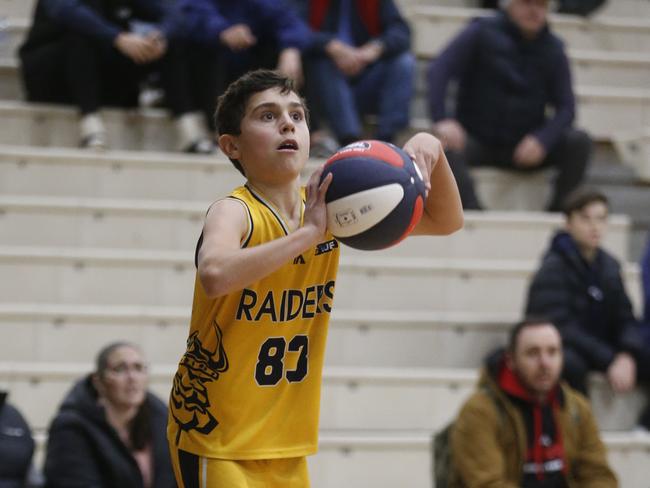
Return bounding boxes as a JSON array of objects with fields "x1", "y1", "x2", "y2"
[
  {"x1": 1, "y1": 362, "x2": 646, "y2": 435},
  {"x1": 0, "y1": 247, "x2": 642, "y2": 313},
  {"x1": 411, "y1": 5, "x2": 650, "y2": 54},
  {"x1": 0, "y1": 144, "x2": 245, "y2": 200},
  {"x1": 0, "y1": 57, "x2": 21, "y2": 100},
  {"x1": 312, "y1": 430, "x2": 650, "y2": 488},
  {"x1": 27, "y1": 426, "x2": 650, "y2": 488},
  {"x1": 0, "y1": 195, "x2": 631, "y2": 260},
  {"x1": 0, "y1": 303, "x2": 514, "y2": 368},
  {"x1": 613, "y1": 127, "x2": 650, "y2": 182}
]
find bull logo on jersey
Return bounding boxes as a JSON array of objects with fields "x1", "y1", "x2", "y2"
[{"x1": 170, "y1": 321, "x2": 229, "y2": 443}]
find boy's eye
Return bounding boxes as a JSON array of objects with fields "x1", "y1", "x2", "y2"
[
  {"x1": 261, "y1": 112, "x2": 275, "y2": 121},
  {"x1": 291, "y1": 111, "x2": 304, "y2": 121}
]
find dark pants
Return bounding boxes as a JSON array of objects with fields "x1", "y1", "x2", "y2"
[
  {"x1": 20, "y1": 32, "x2": 193, "y2": 118},
  {"x1": 446, "y1": 129, "x2": 592, "y2": 211},
  {"x1": 304, "y1": 52, "x2": 415, "y2": 145}
]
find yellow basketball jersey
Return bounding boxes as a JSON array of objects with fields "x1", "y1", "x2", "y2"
[{"x1": 168, "y1": 184, "x2": 340, "y2": 460}]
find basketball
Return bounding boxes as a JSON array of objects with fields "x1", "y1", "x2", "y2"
[{"x1": 320, "y1": 140, "x2": 426, "y2": 250}]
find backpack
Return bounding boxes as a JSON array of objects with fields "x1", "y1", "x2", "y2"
[{"x1": 432, "y1": 388, "x2": 505, "y2": 488}]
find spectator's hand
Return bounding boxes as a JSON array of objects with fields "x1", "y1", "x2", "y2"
[
  {"x1": 607, "y1": 352, "x2": 636, "y2": 393},
  {"x1": 219, "y1": 24, "x2": 257, "y2": 51},
  {"x1": 402, "y1": 132, "x2": 443, "y2": 198},
  {"x1": 145, "y1": 30, "x2": 167, "y2": 61},
  {"x1": 325, "y1": 39, "x2": 364, "y2": 77},
  {"x1": 432, "y1": 119, "x2": 466, "y2": 152},
  {"x1": 277, "y1": 48, "x2": 303, "y2": 88},
  {"x1": 357, "y1": 40, "x2": 384, "y2": 65},
  {"x1": 303, "y1": 164, "x2": 333, "y2": 240},
  {"x1": 513, "y1": 135, "x2": 546, "y2": 168},
  {"x1": 115, "y1": 32, "x2": 159, "y2": 64}
]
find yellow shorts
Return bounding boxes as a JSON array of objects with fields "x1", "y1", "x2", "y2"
[{"x1": 169, "y1": 447, "x2": 310, "y2": 488}]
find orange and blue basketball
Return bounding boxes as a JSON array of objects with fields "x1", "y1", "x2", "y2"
[{"x1": 321, "y1": 140, "x2": 426, "y2": 250}]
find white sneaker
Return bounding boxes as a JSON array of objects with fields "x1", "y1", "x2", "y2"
[{"x1": 79, "y1": 113, "x2": 107, "y2": 150}]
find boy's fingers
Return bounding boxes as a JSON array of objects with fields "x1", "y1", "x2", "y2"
[{"x1": 318, "y1": 172, "x2": 333, "y2": 200}]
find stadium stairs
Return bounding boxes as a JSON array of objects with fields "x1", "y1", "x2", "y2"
[{"x1": 1, "y1": 1, "x2": 649, "y2": 486}]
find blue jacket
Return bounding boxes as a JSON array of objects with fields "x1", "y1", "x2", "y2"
[
  {"x1": 293, "y1": 0, "x2": 411, "y2": 58},
  {"x1": 174, "y1": 0, "x2": 310, "y2": 50},
  {"x1": 20, "y1": 0, "x2": 176, "y2": 53},
  {"x1": 526, "y1": 231, "x2": 642, "y2": 370},
  {"x1": 427, "y1": 12, "x2": 575, "y2": 151}
]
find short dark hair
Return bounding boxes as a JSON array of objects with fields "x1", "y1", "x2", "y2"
[
  {"x1": 562, "y1": 187, "x2": 609, "y2": 217},
  {"x1": 214, "y1": 69, "x2": 309, "y2": 176},
  {"x1": 507, "y1": 316, "x2": 558, "y2": 353}
]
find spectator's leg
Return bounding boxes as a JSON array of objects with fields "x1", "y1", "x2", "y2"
[
  {"x1": 562, "y1": 346, "x2": 590, "y2": 395},
  {"x1": 444, "y1": 136, "x2": 489, "y2": 210},
  {"x1": 353, "y1": 52, "x2": 415, "y2": 143},
  {"x1": 19, "y1": 41, "x2": 71, "y2": 104},
  {"x1": 541, "y1": 128, "x2": 592, "y2": 212},
  {"x1": 632, "y1": 347, "x2": 650, "y2": 429},
  {"x1": 305, "y1": 56, "x2": 362, "y2": 145},
  {"x1": 157, "y1": 41, "x2": 215, "y2": 152},
  {"x1": 63, "y1": 32, "x2": 107, "y2": 115}
]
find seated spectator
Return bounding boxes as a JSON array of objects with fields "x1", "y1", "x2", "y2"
[
  {"x1": 482, "y1": 0, "x2": 607, "y2": 17},
  {"x1": 44, "y1": 342, "x2": 175, "y2": 488},
  {"x1": 19, "y1": 0, "x2": 214, "y2": 153},
  {"x1": 293, "y1": 0, "x2": 415, "y2": 148},
  {"x1": 526, "y1": 188, "x2": 650, "y2": 429},
  {"x1": 450, "y1": 318, "x2": 617, "y2": 487},
  {"x1": 428, "y1": 0, "x2": 590, "y2": 211},
  {"x1": 0, "y1": 391, "x2": 35, "y2": 488},
  {"x1": 642, "y1": 233, "x2": 650, "y2": 345},
  {"x1": 173, "y1": 0, "x2": 310, "y2": 131}
]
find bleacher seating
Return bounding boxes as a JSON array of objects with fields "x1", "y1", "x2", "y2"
[{"x1": 1, "y1": 1, "x2": 649, "y2": 487}]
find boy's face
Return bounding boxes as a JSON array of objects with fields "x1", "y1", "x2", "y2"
[
  {"x1": 565, "y1": 201, "x2": 608, "y2": 253},
  {"x1": 221, "y1": 87, "x2": 309, "y2": 183}
]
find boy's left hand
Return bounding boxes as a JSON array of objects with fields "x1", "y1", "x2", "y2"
[{"x1": 402, "y1": 132, "x2": 442, "y2": 197}]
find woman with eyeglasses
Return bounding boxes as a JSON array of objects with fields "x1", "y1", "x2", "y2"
[{"x1": 44, "y1": 342, "x2": 175, "y2": 488}]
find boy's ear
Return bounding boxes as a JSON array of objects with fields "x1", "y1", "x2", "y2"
[{"x1": 218, "y1": 134, "x2": 240, "y2": 159}]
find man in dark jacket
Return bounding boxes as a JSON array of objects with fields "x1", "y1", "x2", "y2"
[
  {"x1": 294, "y1": 0, "x2": 415, "y2": 147},
  {"x1": 526, "y1": 188, "x2": 650, "y2": 428},
  {"x1": 428, "y1": 0, "x2": 590, "y2": 211},
  {"x1": 451, "y1": 318, "x2": 617, "y2": 487},
  {"x1": 0, "y1": 391, "x2": 35, "y2": 488},
  {"x1": 19, "y1": 0, "x2": 214, "y2": 152},
  {"x1": 172, "y1": 0, "x2": 310, "y2": 131}
]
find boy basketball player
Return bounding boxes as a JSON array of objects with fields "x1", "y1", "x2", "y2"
[{"x1": 167, "y1": 69, "x2": 463, "y2": 487}]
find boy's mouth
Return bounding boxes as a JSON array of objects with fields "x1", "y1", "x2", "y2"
[{"x1": 277, "y1": 139, "x2": 299, "y2": 151}]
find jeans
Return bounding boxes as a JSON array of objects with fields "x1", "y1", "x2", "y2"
[{"x1": 305, "y1": 51, "x2": 415, "y2": 144}]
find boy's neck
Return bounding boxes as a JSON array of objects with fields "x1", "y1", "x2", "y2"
[
  {"x1": 577, "y1": 243, "x2": 598, "y2": 263},
  {"x1": 247, "y1": 178, "x2": 304, "y2": 229}
]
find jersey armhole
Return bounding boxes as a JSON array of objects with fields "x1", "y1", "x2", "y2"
[
  {"x1": 224, "y1": 196, "x2": 253, "y2": 248},
  {"x1": 194, "y1": 197, "x2": 253, "y2": 268}
]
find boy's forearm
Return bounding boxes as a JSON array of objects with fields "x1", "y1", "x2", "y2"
[
  {"x1": 199, "y1": 226, "x2": 321, "y2": 298},
  {"x1": 413, "y1": 150, "x2": 463, "y2": 235}
]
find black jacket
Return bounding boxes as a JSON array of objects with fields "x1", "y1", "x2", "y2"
[
  {"x1": 19, "y1": 0, "x2": 175, "y2": 56},
  {"x1": 44, "y1": 376, "x2": 175, "y2": 488},
  {"x1": 0, "y1": 392, "x2": 35, "y2": 488},
  {"x1": 428, "y1": 11, "x2": 574, "y2": 151},
  {"x1": 526, "y1": 231, "x2": 642, "y2": 370}
]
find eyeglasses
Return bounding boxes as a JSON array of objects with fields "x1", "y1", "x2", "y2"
[{"x1": 105, "y1": 362, "x2": 148, "y2": 376}]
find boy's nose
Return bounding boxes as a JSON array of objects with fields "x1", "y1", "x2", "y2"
[{"x1": 280, "y1": 113, "x2": 296, "y2": 132}]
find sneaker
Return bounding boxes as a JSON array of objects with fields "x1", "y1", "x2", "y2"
[
  {"x1": 310, "y1": 135, "x2": 339, "y2": 158},
  {"x1": 79, "y1": 113, "x2": 107, "y2": 151},
  {"x1": 80, "y1": 132, "x2": 107, "y2": 151},
  {"x1": 184, "y1": 138, "x2": 216, "y2": 155}
]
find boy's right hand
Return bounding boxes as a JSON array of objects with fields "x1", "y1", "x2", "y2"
[{"x1": 303, "y1": 165, "x2": 333, "y2": 242}]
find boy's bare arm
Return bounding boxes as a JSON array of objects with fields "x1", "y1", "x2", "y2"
[
  {"x1": 198, "y1": 169, "x2": 332, "y2": 298},
  {"x1": 405, "y1": 132, "x2": 464, "y2": 236}
]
